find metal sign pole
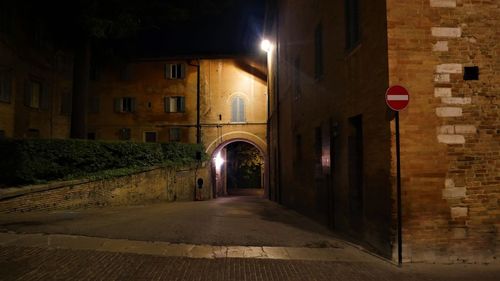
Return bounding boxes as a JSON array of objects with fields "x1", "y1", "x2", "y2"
[{"x1": 395, "y1": 111, "x2": 402, "y2": 266}]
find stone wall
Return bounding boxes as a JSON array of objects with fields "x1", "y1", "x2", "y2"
[
  {"x1": 0, "y1": 165, "x2": 212, "y2": 213},
  {"x1": 387, "y1": 0, "x2": 499, "y2": 263}
]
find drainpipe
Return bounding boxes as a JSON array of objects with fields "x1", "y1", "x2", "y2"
[
  {"x1": 196, "y1": 62, "x2": 201, "y2": 144},
  {"x1": 188, "y1": 60, "x2": 201, "y2": 202},
  {"x1": 189, "y1": 60, "x2": 201, "y2": 144},
  {"x1": 275, "y1": 2, "x2": 282, "y2": 204}
]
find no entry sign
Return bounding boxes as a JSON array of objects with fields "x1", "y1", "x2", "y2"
[
  {"x1": 386, "y1": 84, "x2": 409, "y2": 264},
  {"x1": 386, "y1": 85, "x2": 409, "y2": 111}
]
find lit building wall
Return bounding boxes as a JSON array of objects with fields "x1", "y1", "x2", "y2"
[{"x1": 88, "y1": 58, "x2": 267, "y2": 151}]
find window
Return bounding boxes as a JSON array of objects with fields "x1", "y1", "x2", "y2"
[
  {"x1": 293, "y1": 56, "x2": 301, "y2": 100},
  {"x1": 294, "y1": 134, "x2": 302, "y2": 174},
  {"x1": 119, "y1": 128, "x2": 131, "y2": 140},
  {"x1": 144, "y1": 131, "x2": 157, "y2": 143},
  {"x1": 314, "y1": 23, "x2": 324, "y2": 78},
  {"x1": 114, "y1": 97, "x2": 136, "y2": 113},
  {"x1": 0, "y1": 70, "x2": 12, "y2": 103},
  {"x1": 164, "y1": 96, "x2": 185, "y2": 113},
  {"x1": 24, "y1": 80, "x2": 49, "y2": 110},
  {"x1": 231, "y1": 96, "x2": 245, "y2": 123},
  {"x1": 89, "y1": 96, "x2": 99, "y2": 113},
  {"x1": 464, "y1": 66, "x2": 479, "y2": 80},
  {"x1": 169, "y1": 128, "x2": 181, "y2": 142},
  {"x1": 120, "y1": 65, "x2": 131, "y2": 81},
  {"x1": 30, "y1": 81, "x2": 41, "y2": 108},
  {"x1": 345, "y1": 0, "x2": 360, "y2": 50},
  {"x1": 165, "y1": 63, "x2": 186, "y2": 79},
  {"x1": 0, "y1": 2, "x2": 13, "y2": 34},
  {"x1": 26, "y1": 128, "x2": 40, "y2": 139},
  {"x1": 90, "y1": 62, "x2": 101, "y2": 81},
  {"x1": 315, "y1": 127, "x2": 322, "y2": 176},
  {"x1": 60, "y1": 92, "x2": 71, "y2": 115}
]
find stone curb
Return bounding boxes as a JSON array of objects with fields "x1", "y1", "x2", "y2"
[{"x1": 0, "y1": 232, "x2": 374, "y2": 262}]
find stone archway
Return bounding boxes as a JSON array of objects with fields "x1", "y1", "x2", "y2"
[{"x1": 208, "y1": 137, "x2": 267, "y2": 198}]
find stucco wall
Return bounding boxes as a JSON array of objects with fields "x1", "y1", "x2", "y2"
[
  {"x1": 0, "y1": 5, "x2": 72, "y2": 139},
  {"x1": 87, "y1": 58, "x2": 267, "y2": 151}
]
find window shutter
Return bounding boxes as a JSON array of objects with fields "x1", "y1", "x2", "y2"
[
  {"x1": 114, "y1": 98, "x2": 122, "y2": 112},
  {"x1": 5, "y1": 72, "x2": 11, "y2": 102},
  {"x1": 24, "y1": 80, "x2": 31, "y2": 106},
  {"x1": 164, "y1": 97, "x2": 170, "y2": 112},
  {"x1": 130, "y1": 98, "x2": 136, "y2": 112},
  {"x1": 238, "y1": 98, "x2": 245, "y2": 122},
  {"x1": 61, "y1": 92, "x2": 71, "y2": 115},
  {"x1": 89, "y1": 96, "x2": 99, "y2": 113},
  {"x1": 0, "y1": 72, "x2": 11, "y2": 102},
  {"x1": 179, "y1": 97, "x2": 185, "y2": 112},
  {"x1": 40, "y1": 84, "x2": 50, "y2": 110},
  {"x1": 165, "y1": 64, "x2": 172, "y2": 79},
  {"x1": 231, "y1": 98, "x2": 238, "y2": 122},
  {"x1": 180, "y1": 63, "x2": 186, "y2": 79}
]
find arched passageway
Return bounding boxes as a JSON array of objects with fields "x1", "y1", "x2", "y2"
[{"x1": 210, "y1": 139, "x2": 266, "y2": 198}]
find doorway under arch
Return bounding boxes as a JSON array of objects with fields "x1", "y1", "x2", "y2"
[{"x1": 210, "y1": 138, "x2": 266, "y2": 198}]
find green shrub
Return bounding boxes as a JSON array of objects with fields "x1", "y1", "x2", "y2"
[
  {"x1": 161, "y1": 143, "x2": 208, "y2": 165},
  {"x1": 0, "y1": 139, "x2": 206, "y2": 186}
]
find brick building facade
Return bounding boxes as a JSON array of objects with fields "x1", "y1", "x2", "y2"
[{"x1": 266, "y1": 0, "x2": 498, "y2": 263}]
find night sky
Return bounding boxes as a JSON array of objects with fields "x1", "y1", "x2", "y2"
[{"x1": 133, "y1": 0, "x2": 267, "y2": 57}]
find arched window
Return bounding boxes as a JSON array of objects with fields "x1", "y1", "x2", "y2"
[{"x1": 231, "y1": 96, "x2": 245, "y2": 123}]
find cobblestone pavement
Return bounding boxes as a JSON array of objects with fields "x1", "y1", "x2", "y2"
[
  {"x1": 1, "y1": 246, "x2": 499, "y2": 281},
  {"x1": 0, "y1": 194, "x2": 342, "y2": 248}
]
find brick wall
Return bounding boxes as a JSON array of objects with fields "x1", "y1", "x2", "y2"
[
  {"x1": 387, "y1": 0, "x2": 499, "y2": 262},
  {"x1": 272, "y1": 0, "x2": 393, "y2": 258},
  {"x1": 0, "y1": 165, "x2": 212, "y2": 213}
]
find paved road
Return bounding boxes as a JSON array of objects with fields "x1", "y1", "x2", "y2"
[
  {"x1": 1, "y1": 192, "x2": 499, "y2": 280},
  {"x1": 0, "y1": 193, "x2": 340, "y2": 248}
]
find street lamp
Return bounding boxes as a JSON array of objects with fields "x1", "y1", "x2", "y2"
[{"x1": 261, "y1": 39, "x2": 273, "y2": 53}]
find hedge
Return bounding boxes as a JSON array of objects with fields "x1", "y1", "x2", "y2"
[{"x1": 0, "y1": 139, "x2": 206, "y2": 186}]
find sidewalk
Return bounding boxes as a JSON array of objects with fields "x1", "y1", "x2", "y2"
[{"x1": 0, "y1": 232, "x2": 374, "y2": 261}]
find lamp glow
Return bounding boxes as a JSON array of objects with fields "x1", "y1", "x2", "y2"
[
  {"x1": 261, "y1": 39, "x2": 273, "y2": 52},
  {"x1": 214, "y1": 152, "x2": 224, "y2": 169}
]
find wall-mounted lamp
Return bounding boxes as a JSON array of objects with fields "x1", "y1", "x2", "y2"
[
  {"x1": 214, "y1": 151, "x2": 224, "y2": 169},
  {"x1": 261, "y1": 39, "x2": 273, "y2": 53}
]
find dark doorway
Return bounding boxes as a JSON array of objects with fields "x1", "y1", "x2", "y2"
[
  {"x1": 348, "y1": 115, "x2": 363, "y2": 231},
  {"x1": 225, "y1": 142, "x2": 264, "y2": 194}
]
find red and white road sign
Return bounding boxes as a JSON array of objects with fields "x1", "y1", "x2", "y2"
[{"x1": 386, "y1": 85, "x2": 410, "y2": 111}]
